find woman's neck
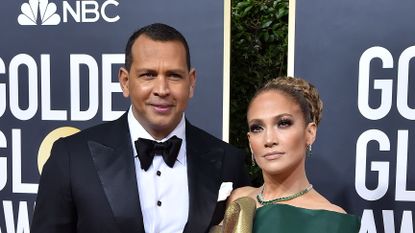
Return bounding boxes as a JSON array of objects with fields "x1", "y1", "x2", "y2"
[{"x1": 261, "y1": 168, "x2": 310, "y2": 199}]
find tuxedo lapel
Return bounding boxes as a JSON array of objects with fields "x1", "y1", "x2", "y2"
[
  {"x1": 184, "y1": 123, "x2": 224, "y2": 233},
  {"x1": 89, "y1": 115, "x2": 145, "y2": 233}
]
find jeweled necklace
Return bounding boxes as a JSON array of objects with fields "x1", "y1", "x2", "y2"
[{"x1": 257, "y1": 184, "x2": 313, "y2": 206}]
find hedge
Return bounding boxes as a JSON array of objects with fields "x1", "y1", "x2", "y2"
[{"x1": 230, "y1": 0, "x2": 289, "y2": 185}]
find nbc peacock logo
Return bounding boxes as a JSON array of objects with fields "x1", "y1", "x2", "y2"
[
  {"x1": 17, "y1": 0, "x2": 120, "y2": 25},
  {"x1": 18, "y1": 0, "x2": 61, "y2": 25}
]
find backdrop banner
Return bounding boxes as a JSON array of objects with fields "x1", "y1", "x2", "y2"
[
  {"x1": 0, "y1": 0, "x2": 227, "y2": 232},
  {"x1": 292, "y1": 1, "x2": 415, "y2": 232}
]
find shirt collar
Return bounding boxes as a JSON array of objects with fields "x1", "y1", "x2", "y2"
[{"x1": 127, "y1": 106, "x2": 187, "y2": 164}]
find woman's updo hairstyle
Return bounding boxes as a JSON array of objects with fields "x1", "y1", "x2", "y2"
[{"x1": 249, "y1": 76, "x2": 323, "y2": 126}]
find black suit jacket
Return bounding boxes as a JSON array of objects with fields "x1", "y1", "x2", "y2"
[{"x1": 31, "y1": 113, "x2": 250, "y2": 233}]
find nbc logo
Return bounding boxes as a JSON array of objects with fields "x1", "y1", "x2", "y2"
[
  {"x1": 18, "y1": 0, "x2": 60, "y2": 25},
  {"x1": 18, "y1": 0, "x2": 120, "y2": 26}
]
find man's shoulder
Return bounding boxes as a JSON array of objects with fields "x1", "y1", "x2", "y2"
[{"x1": 61, "y1": 113, "x2": 128, "y2": 144}]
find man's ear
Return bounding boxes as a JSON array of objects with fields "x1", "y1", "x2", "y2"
[
  {"x1": 188, "y1": 68, "x2": 196, "y2": 98},
  {"x1": 118, "y1": 67, "x2": 130, "y2": 98}
]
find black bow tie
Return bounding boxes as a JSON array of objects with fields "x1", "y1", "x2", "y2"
[{"x1": 135, "y1": 136, "x2": 182, "y2": 171}]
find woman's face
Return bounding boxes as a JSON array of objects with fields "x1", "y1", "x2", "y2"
[{"x1": 247, "y1": 90, "x2": 316, "y2": 176}]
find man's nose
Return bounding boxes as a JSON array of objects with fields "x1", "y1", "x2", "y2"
[{"x1": 153, "y1": 76, "x2": 170, "y2": 97}]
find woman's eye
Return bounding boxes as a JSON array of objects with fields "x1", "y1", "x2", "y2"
[
  {"x1": 249, "y1": 124, "x2": 263, "y2": 133},
  {"x1": 278, "y1": 119, "x2": 292, "y2": 128}
]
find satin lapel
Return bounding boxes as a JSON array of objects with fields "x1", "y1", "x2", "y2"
[
  {"x1": 89, "y1": 116, "x2": 145, "y2": 233},
  {"x1": 184, "y1": 123, "x2": 224, "y2": 233}
]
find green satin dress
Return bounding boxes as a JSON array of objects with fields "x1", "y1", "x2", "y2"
[{"x1": 253, "y1": 204, "x2": 361, "y2": 233}]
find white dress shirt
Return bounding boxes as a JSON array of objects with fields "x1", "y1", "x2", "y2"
[{"x1": 127, "y1": 107, "x2": 189, "y2": 233}]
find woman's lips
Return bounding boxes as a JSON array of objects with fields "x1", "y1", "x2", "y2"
[{"x1": 263, "y1": 151, "x2": 284, "y2": 160}]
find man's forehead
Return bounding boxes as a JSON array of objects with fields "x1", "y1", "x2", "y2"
[{"x1": 131, "y1": 38, "x2": 186, "y2": 64}]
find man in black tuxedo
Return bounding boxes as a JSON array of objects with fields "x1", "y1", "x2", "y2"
[{"x1": 31, "y1": 23, "x2": 250, "y2": 233}]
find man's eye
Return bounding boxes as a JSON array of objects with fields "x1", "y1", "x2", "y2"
[
  {"x1": 169, "y1": 73, "x2": 182, "y2": 79},
  {"x1": 139, "y1": 73, "x2": 155, "y2": 79}
]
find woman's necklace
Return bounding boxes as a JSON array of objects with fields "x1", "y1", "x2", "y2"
[{"x1": 257, "y1": 184, "x2": 313, "y2": 206}]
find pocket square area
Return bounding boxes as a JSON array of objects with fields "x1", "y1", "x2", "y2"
[{"x1": 217, "y1": 182, "x2": 233, "y2": 201}]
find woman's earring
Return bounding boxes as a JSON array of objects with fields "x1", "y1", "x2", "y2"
[
  {"x1": 306, "y1": 144, "x2": 312, "y2": 157},
  {"x1": 249, "y1": 144, "x2": 256, "y2": 166},
  {"x1": 251, "y1": 153, "x2": 256, "y2": 166}
]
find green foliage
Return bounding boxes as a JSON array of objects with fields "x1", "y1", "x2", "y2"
[{"x1": 230, "y1": 0, "x2": 289, "y2": 186}]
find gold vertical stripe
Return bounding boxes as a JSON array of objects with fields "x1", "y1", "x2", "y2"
[
  {"x1": 287, "y1": 0, "x2": 296, "y2": 76},
  {"x1": 222, "y1": 0, "x2": 231, "y2": 142}
]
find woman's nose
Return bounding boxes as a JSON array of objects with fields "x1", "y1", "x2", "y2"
[{"x1": 264, "y1": 129, "x2": 278, "y2": 147}]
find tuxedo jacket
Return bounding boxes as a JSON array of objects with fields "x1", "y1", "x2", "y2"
[{"x1": 31, "y1": 113, "x2": 250, "y2": 233}]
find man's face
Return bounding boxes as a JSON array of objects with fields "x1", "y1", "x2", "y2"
[{"x1": 119, "y1": 35, "x2": 196, "y2": 139}]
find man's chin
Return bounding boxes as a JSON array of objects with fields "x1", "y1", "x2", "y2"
[{"x1": 146, "y1": 119, "x2": 180, "y2": 137}]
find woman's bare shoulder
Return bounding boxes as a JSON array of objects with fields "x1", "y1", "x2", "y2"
[
  {"x1": 304, "y1": 191, "x2": 347, "y2": 213},
  {"x1": 228, "y1": 186, "x2": 258, "y2": 203},
  {"x1": 314, "y1": 201, "x2": 347, "y2": 213}
]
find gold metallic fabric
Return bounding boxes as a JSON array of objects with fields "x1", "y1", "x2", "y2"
[{"x1": 209, "y1": 197, "x2": 256, "y2": 233}]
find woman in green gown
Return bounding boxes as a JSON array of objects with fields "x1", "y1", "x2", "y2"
[{"x1": 224, "y1": 76, "x2": 360, "y2": 233}]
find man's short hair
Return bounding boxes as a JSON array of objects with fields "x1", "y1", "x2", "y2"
[{"x1": 124, "y1": 23, "x2": 191, "y2": 71}]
